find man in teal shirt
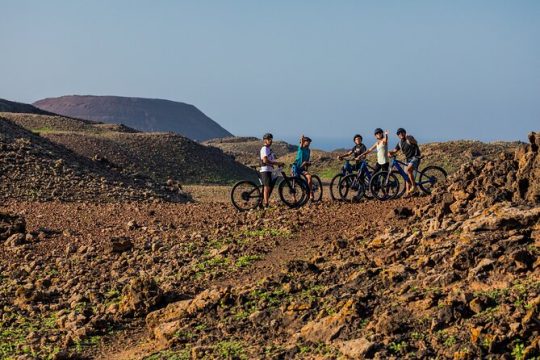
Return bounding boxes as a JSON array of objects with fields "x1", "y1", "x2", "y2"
[{"x1": 294, "y1": 135, "x2": 313, "y2": 201}]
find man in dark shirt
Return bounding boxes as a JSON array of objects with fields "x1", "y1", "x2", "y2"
[
  {"x1": 390, "y1": 128, "x2": 421, "y2": 196},
  {"x1": 337, "y1": 134, "x2": 367, "y2": 171}
]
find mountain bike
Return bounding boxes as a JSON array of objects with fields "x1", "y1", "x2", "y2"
[
  {"x1": 369, "y1": 156, "x2": 447, "y2": 201},
  {"x1": 337, "y1": 159, "x2": 375, "y2": 201},
  {"x1": 329, "y1": 160, "x2": 355, "y2": 201},
  {"x1": 230, "y1": 166, "x2": 309, "y2": 211},
  {"x1": 291, "y1": 164, "x2": 323, "y2": 204}
]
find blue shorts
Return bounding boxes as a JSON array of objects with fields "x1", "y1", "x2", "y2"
[{"x1": 407, "y1": 157, "x2": 420, "y2": 169}]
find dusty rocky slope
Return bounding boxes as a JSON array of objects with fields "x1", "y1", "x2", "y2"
[
  {"x1": 0, "y1": 116, "x2": 188, "y2": 202},
  {"x1": 0, "y1": 133, "x2": 537, "y2": 359},
  {"x1": 3, "y1": 112, "x2": 255, "y2": 185},
  {"x1": 33, "y1": 95, "x2": 232, "y2": 141}
]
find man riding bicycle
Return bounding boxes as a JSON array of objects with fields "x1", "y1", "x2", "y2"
[
  {"x1": 337, "y1": 134, "x2": 367, "y2": 170},
  {"x1": 260, "y1": 133, "x2": 284, "y2": 208},
  {"x1": 294, "y1": 135, "x2": 314, "y2": 201},
  {"x1": 389, "y1": 127, "x2": 421, "y2": 197}
]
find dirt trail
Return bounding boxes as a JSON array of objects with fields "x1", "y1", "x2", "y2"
[{"x1": 95, "y1": 197, "x2": 427, "y2": 360}]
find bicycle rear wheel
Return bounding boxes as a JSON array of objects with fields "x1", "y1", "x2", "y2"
[
  {"x1": 369, "y1": 171, "x2": 400, "y2": 201},
  {"x1": 329, "y1": 174, "x2": 344, "y2": 201},
  {"x1": 339, "y1": 174, "x2": 365, "y2": 202},
  {"x1": 230, "y1": 180, "x2": 262, "y2": 211},
  {"x1": 278, "y1": 177, "x2": 308, "y2": 208},
  {"x1": 418, "y1": 166, "x2": 447, "y2": 194}
]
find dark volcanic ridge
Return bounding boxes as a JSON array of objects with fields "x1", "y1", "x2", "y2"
[
  {"x1": 0, "y1": 98, "x2": 54, "y2": 115},
  {"x1": 33, "y1": 95, "x2": 232, "y2": 141},
  {"x1": 0, "y1": 116, "x2": 189, "y2": 202}
]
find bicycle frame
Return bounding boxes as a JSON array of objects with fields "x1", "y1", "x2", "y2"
[
  {"x1": 257, "y1": 168, "x2": 302, "y2": 198},
  {"x1": 390, "y1": 157, "x2": 420, "y2": 184}
]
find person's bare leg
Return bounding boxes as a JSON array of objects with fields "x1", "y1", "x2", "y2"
[
  {"x1": 406, "y1": 165, "x2": 416, "y2": 193},
  {"x1": 263, "y1": 185, "x2": 270, "y2": 206},
  {"x1": 305, "y1": 173, "x2": 313, "y2": 199}
]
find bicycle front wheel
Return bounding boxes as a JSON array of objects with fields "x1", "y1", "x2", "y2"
[
  {"x1": 278, "y1": 177, "x2": 308, "y2": 208},
  {"x1": 339, "y1": 174, "x2": 364, "y2": 202},
  {"x1": 230, "y1": 180, "x2": 262, "y2": 211},
  {"x1": 418, "y1": 166, "x2": 447, "y2": 194},
  {"x1": 329, "y1": 174, "x2": 344, "y2": 201},
  {"x1": 369, "y1": 171, "x2": 400, "y2": 201}
]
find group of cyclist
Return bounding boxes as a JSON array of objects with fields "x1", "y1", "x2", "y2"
[{"x1": 259, "y1": 128, "x2": 421, "y2": 207}]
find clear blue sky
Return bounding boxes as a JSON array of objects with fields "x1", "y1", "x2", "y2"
[{"x1": 1, "y1": 1, "x2": 539, "y2": 149}]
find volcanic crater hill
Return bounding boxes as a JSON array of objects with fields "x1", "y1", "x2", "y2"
[
  {"x1": 0, "y1": 115, "x2": 188, "y2": 202},
  {"x1": 4, "y1": 112, "x2": 255, "y2": 185},
  {"x1": 33, "y1": 95, "x2": 233, "y2": 141}
]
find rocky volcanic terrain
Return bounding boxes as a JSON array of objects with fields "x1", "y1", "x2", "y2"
[
  {"x1": 33, "y1": 96, "x2": 232, "y2": 142},
  {"x1": 0, "y1": 132, "x2": 538, "y2": 359},
  {"x1": 3, "y1": 113, "x2": 254, "y2": 185},
  {"x1": 0, "y1": 116, "x2": 188, "y2": 203}
]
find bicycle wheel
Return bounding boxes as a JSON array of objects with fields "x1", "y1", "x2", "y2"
[
  {"x1": 363, "y1": 176, "x2": 374, "y2": 199},
  {"x1": 303, "y1": 174, "x2": 323, "y2": 202},
  {"x1": 278, "y1": 176, "x2": 308, "y2": 208},
  {"x1": 230, "y1": 180, "x2": 262, "y2": 211},
  {"x1": 339, "y1": 174, "x2": 365, "y2": 202},
  {"x1": 418, "y1": 166, "x2": 447, "y2": 194},
  {"x1": 329, "y1": 174, "x2": 344, "y2": 201},
  {"x1": 369, "y1": 171, "x2": 401, "y2": 201}
]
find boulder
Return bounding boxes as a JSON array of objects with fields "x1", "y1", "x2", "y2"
[
  {"x1": 337, "y1": 338, "x2": 377, "y2": 359},
  {"x1": 118, "y1": 276, "x2": 163, "y2": 317}
]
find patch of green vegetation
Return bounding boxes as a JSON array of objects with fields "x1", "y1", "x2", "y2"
[
  {"x1": 74, "y1": 335, "x2": 101, "y2": 353},
  {"x1": 235, "y1": 254, "x2": 262, "y2": 268},
  {"x1": 143, "y1": 348, "x2": 191, "y2": 360},
  {"x1": 318, "y1": 166, "x2": 341, "y2": 180},
  {"x1": 388, "y1": 341, "x2": 407, "y2": 355},
  {"x1": 193, "y1": 255, "x2": 231, "y2": 277},
  {"x1": 511, "y1": 341, "x2": 525, "y2": 360},
  {"x1": 216, "y1": 340, "x2": 247, "y2": 360},
  {"x1": 297, "y1": 342, "x2": 336, "y2": 356},
  {"x1": 0, "y1": 311, "x2": 61, "y2": 359},
  {"x1": 297, "y1": 284, "x2": 325, "y2": 302},
  {"x1": 31, "y1": 126, "x2": 58, "y2": 134}
]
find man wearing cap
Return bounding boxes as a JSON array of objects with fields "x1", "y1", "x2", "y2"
[{"x1": 294, "y1": 134, "x2": 314, "y2": 201}]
